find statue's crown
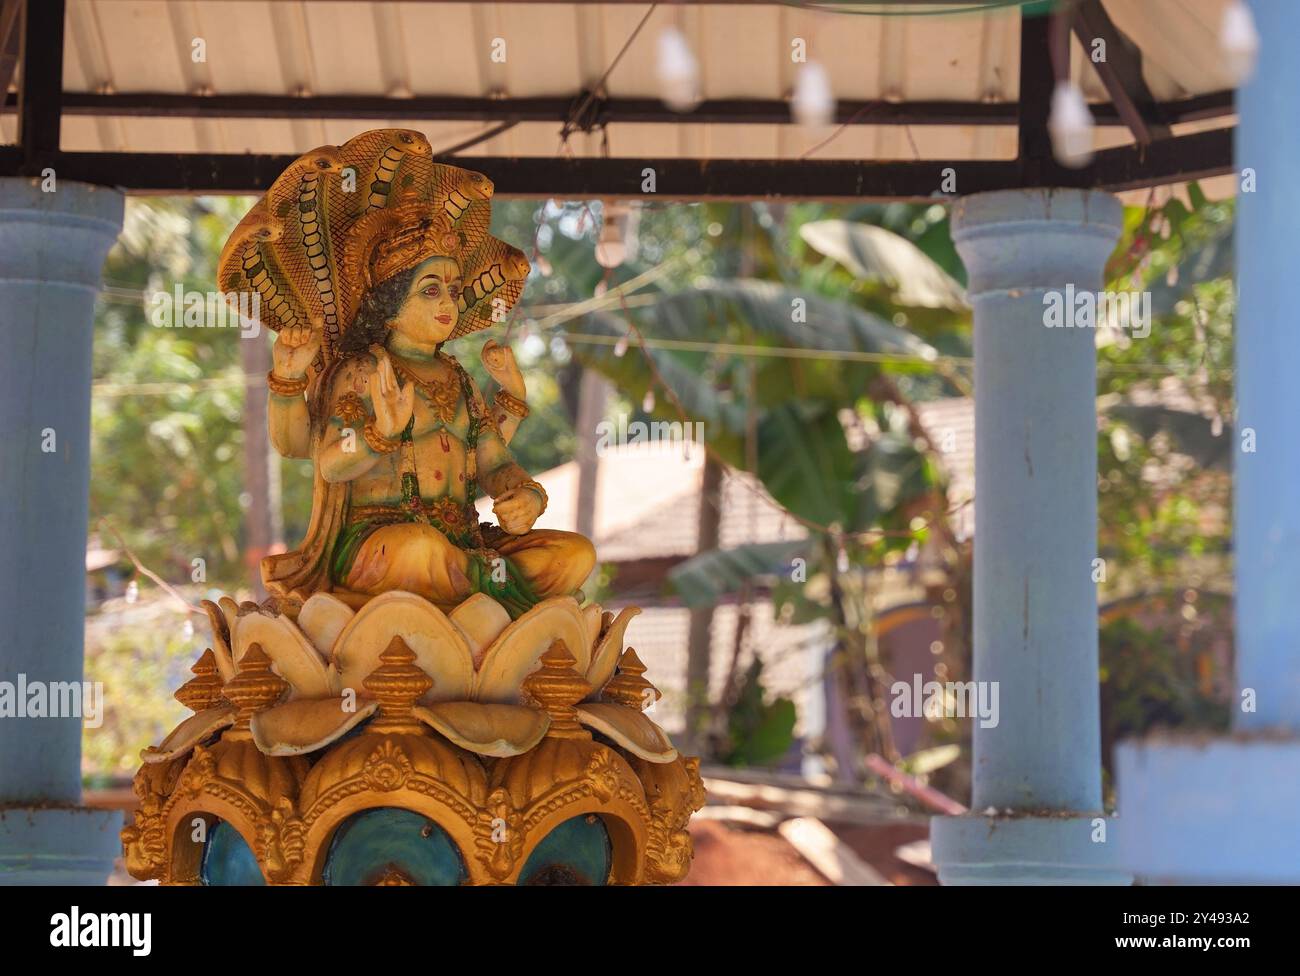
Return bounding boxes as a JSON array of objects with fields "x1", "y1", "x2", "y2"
[{"x1": 365, "y1": 193, "x2": 464, "y2": 286}]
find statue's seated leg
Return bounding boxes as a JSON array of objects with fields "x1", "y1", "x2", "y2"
[
  {"x1": 338, "y1": 521, "x2": 472, "y2": 605},
  {"x1": 492, "y1": 530, "x2": 596, "y2": 599}
]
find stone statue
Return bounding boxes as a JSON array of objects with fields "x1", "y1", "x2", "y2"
[
  {"x1": 122, "y1": 130, "x2": 701, "y2": 886},
  {"x1": 218, "y1": 129, "x2": 592, "y2": 618}
]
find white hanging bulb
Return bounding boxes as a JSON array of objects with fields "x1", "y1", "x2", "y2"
[
  {"x1": 125, "y1": 579, "x2": 139, "y2": 604},
  {"x1": 1048, "y1": 80, "x2": 1094, "y2": 168},
  {"x1": 642, "y1": 388, "x2": 656, "y2": 412},
  {"x1": 595, "y1": 200, "x2": 633, "y2": 269},
  {"x1": 657, "y1": 26, "x2": 700, "y2": 112},
  {"x1": 613, "y1": 334, "x2": 630, "y2": 358},
  {"x1": 792, "y1": 61, "x2": 835, "y2": 130},
  {"x1": 1220, "y1": 1, "x2": 1259, "y2": 85}
]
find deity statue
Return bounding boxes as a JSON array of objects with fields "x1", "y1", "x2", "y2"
[
  {"x1": 218, "y1": 129, "x2": 593, "y2": 618},
  {"x1": 123, "y1": 130, "x2": 702, "y2": 886}
]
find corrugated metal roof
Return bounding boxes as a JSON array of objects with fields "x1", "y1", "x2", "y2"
[{"x1": 40, "y1": 0, "x2": 1236, "y2": 175}]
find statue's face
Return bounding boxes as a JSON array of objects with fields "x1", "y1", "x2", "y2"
[{"x1": 388, "y1": 256, "x2": 462, "y2": 346}]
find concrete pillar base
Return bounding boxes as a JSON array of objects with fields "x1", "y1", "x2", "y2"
[
  {"x1": 931, "y1": 813, "x2": 1131, "y2": 885},
  {"x1": 1116, "y1": 737, "x2": 1300, "y2": 884},
  {"x1": 0, "y1": 806, "x2": 123, "y2": 885}
]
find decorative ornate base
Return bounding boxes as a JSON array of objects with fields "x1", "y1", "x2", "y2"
[{"x1": 122, "y1": 590, "x2": 703, "y2": 885}]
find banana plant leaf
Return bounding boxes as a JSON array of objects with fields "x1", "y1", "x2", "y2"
[
  {"x1": 799, "y1": 219, "x2": 968, "y2": 311},
  {"x1": 852, "y1": 429, "x2": 937, "y2": 530},
  {"x1": 570, "y1": 278, "x2": 942, "y2": 436},
  {"x1": 1146, "y1": 229, "x2": 1234, "y2": 318},
  {"x1": 668, "y1": 540, "x2": 811, "y2": 609},
  {"x1": 758, "y1": 402, "x2": 860, "y2": 528}
]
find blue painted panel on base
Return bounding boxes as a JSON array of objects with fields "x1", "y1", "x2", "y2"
[
  {"x1": 323, "y1": 807, "x2": 466, "y2": 886},
  {"x1": 201, "y1": 821, "x2": 265, "y2": 886},
  {"x1": 518, "y1": 814, "x2": 611, "y2": 886}
]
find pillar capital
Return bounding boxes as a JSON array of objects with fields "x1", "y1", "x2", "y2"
[
  {"x1": 951, "y1": 188, "x2": 1123, "y2": 298},
  {"x1": 0, "y1": 178, "x2": 123, "y2": 287}
]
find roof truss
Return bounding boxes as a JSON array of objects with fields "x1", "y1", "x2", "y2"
[{"x1": 0, "y1": 2, "x2": 1236, "y2": 199}]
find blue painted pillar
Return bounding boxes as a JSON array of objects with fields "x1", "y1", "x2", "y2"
[
  {"x1": 930, "y1": 188, "x2": 1130, "y2": 884},
  {"x1": 0, "y1": 179, "x2": 124, "y2": 884},
  {"x1": 1115, "y1": 0, "x2": 1300, "y2": 884}
]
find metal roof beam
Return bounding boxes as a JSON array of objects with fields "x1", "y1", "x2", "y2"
[
  {"x1": 0, "y1": 126, "x2": 1231, "y2": 198},
  {"x1": 17, "y1": 0, "x2": 65, "y2": 165},
  {"x1": 1071, "y1": 0, "x2": 1172, "y2": 145},
  {"x1": 0, "y1": 1, "x2": 23, "y2": 107},
  {"x1": 1017, "y1": 7, "x2": 1056, "y2": 186},
  {"x1": 0, "y1": 89, "x2": 1234, "y2": 128}
]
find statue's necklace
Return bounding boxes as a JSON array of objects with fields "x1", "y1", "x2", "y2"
[{"x1": 392, "y1": 355, "x2": 460, "y2": 425}]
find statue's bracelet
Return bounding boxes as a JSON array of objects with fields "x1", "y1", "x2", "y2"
[
  {"x1": 363, "y1": 418, "x2": 402, "y2": 454},
  {"x1": 519, "y1": 479, "x2": 548, "y2": 514},
  {"x1": 494, "y1": 389, "x2": 530, "y2": 419},
  {"x1": 267, "y1": 369, "x2": 308, "y2": 397}
]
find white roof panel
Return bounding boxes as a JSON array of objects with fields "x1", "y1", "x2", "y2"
[{"x1": 50, "y1": 0, "x2": 1234, "y2": 186}]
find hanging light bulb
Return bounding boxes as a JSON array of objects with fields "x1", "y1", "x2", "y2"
[
  {"x1": 614, "y1": 334, "x2": 630, "y2": 358},
  {"x1": 1048, "y1": 80, "x2": 1094, "y2": 168},
  {"x1": 1220, "y1": 0, "x2": 1259, "y2": 84},
  {"x1": 642, "y1": 387, "x2": 656, "y2": 413},
  {"x1": 792, "y1": 61, "x2": 835, "y2": 130},
  {"x1": 657, "y1": 26, "x2": 700, "y2": 112},
  {"x1": 595, "y1": 200, "x2": 641, "y2": 269},
  {"x1": 125, "y1": 579, "x2": 139, "y2": 604}
]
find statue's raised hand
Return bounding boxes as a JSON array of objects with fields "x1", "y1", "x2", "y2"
[
  {"x1": 272, "y1": 324, "x2": 320, "y2": 379},
  {"x1": 481, "y1": 339, "x2": 524, "y2": 397},
  {"x1": 367, "y1": 349, "x2": 415, "y2": 440}
]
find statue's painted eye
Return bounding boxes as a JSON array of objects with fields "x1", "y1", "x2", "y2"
[
  {"x1": 448, "y1": 284, "x2": 462, "y2": 300},
  {"x1": 201, "y1": 820, "x2": 265, "y2": 886},
  {"x1": 423, "y1": 283, "x2": 441, "y2": 298}
]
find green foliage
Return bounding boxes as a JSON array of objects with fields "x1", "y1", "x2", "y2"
[
  {"x1": 1097, "y1": 186, "x2": 1235, "y2": 591},
  {"x1": 83, "y1": 603, "x2": 194, "y2": 781},
  {"x1": 719, "y1": 659, "x2": 798, "y2": 768},
  {"x1": 93, "y1": 198, "x2": 255, "y2": 585},
  {"x1": 667, "y1": 541, "x2": 809, "y2": 610},
  {"x1": 1099, "y1": 614, "x2": 1231, "y2": 776}
]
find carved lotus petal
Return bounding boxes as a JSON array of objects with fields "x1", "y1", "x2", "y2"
[
  {"x1": 200, "y1": 600, "x2": 235, "y2": 681},
  {"x1": 576, "y1": 703, "x2": 677, "y2": 763},
  {"x1": 413, "y1": 702, "x2": 549, "y2": 757},
  {"x1": 473, "y1": 596, "x2": 589, "y2": 704},
  {"x1": 332, "y1": 591, "x2": 474, "y2": 702},
  {"x1": 582, "y1": 603, "x2": 604, "y2": 653},
  {"x1": 233, "y1": 611, "x2": 335, "y2": 699},
  {"x1": 251, "y1": 697, "x2": 378, "y2": 756},
  {"x1": 448, "y1": 592, "x2": 513, "y2": 668},
  {"x1": 297, "y1": 592, "x2": 356, "y2": 659},
  {"x1": 141, "y1": 705, "x2": 236, "y2": 764},
  {"x1": 584, "y1": 606, "x2": 641, "y2": 696}
]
